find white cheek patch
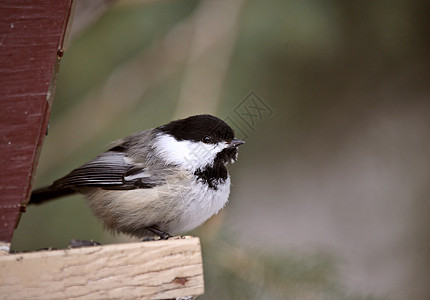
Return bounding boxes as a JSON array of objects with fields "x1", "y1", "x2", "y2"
[{"x1": 155, "y1": 134, "x2": 228, "y2": 170}]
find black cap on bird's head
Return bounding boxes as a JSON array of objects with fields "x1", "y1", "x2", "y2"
[{"x1": 157, "y1": 114, "x2": 243, "y2": 146}]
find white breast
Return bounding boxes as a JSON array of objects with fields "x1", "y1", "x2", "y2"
[
  {"x1": 171, "y1": 175, "x2": 231, "y2": 234},
  {"x1": 84, "y1": 173, "x2": 231, "y2": 237}
]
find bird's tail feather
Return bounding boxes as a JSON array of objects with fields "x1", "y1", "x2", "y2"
[{"x1": 29, "y1": 186, "x2": 75, "y2": 205}]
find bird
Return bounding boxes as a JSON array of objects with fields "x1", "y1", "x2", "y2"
[{"x1": 29, "y1": 114, "x2": 244, "y2": 239}]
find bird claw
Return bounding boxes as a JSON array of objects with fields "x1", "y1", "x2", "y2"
[
  {"x1": 146, "y1": 226, "x2": 172, "y2": 240},
  {"x1": 68, "y1": 239, "x2": 101, "y2": 248}
]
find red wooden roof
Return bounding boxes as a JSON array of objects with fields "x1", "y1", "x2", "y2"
[{"x1": 0, "y1": 0, "x2": 73, "y2": 243}]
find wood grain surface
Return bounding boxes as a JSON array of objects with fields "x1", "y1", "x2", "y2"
[{"x1": 0, "y1": 237, "x2": 204, "y2": 299}]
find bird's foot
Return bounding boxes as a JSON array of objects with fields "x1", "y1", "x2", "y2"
[
  {"x1": 68, "y1": 239, "x2": 101, "y2": 248},
  {"x1": 147, "y1": 226, "x2": 172, "y2": 240}
]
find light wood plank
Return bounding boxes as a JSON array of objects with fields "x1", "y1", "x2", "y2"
[{"x1": 0, "y1": 237, "x2": 204, "y2": 299}]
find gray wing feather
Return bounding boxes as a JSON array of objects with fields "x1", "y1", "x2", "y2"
[{"x1": 52, "y1": 151, "x2": 160, "y2": 190}]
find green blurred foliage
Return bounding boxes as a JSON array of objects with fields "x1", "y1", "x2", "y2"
[{"x1": 199, "y1": 231, "x2": 379, "y2": 300}]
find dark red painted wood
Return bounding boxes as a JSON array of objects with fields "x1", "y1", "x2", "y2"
[{"x1": 0, "y1": 1, "x2": 73, "y2": 243}]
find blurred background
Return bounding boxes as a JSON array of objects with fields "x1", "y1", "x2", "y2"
[{"x1": 12, "y1": 0, "x2": 430, "y2": 299}]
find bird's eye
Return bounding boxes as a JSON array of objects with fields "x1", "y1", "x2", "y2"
[{"x1": 202, "y1": 136, "x2": 212, "y2": 143}]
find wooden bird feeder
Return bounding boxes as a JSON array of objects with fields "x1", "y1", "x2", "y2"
[{"x1": 0, "y1": 1, "x2": 204, "y2": 298}]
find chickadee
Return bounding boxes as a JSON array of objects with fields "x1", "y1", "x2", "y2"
[{"x1": 30, "y1": 114, "x2": 244, "y2": 239}]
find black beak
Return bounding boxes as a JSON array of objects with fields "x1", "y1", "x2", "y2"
[{"x1": 229, "y1": 139, "x2": 245, "y2": 148}]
